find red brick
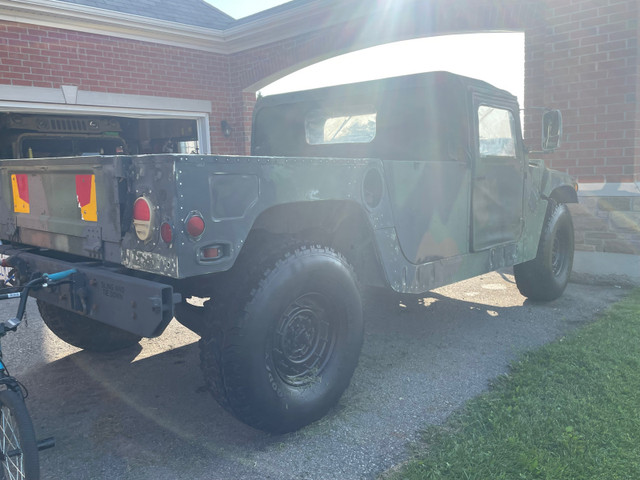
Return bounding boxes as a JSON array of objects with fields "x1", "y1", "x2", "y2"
[
  {"x1": 580, "y1": 33, "x2": 609, "y2": 46},
  {"x1": 569, "y1": 166, "x2": 597, "y2": 176},
  {"x1": 598, "y1": 40, "x2": 628, "y2": 52},
  {"x1": 598, "y1": 3, "x2": 631, "y2": 15},
  {"x1": 606, "y1": 138, "x2": 636, "y2": 148}
]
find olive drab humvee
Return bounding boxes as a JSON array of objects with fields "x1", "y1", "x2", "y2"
[{"x1": 0, "y1": 72, "x2": 577, "y2": 433}]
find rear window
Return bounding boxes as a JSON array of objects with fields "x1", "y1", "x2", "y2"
[{"x1": 305, "y1": 106, "x2": 376, "y2": 145}]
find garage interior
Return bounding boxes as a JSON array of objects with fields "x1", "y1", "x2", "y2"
[{"x1": 0, "y1": 113, "x2": 200, "y2": 159}]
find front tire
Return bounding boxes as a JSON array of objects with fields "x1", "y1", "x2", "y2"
[
  {"x1": 37, "y1": 301, "x2": 141, "y2": 352},
  {"x1": 514, "y1": 200, "x2": 574, "y2": 301},
  {"x1": 0, "y1": 389, "x2": 39, "y2": 480},
  {"x1": 199, "y1": 244, "x2": 363, "y2": 433}
]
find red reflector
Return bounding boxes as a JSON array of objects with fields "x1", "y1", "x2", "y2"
[
  {"x1": 160, "y1": 222, "x2": 172, "y2": 243},
  {"x1": 203, "y1": 247, "x2": 220, "y2": 259},
  {"x1": 133, "y1": 197, "x2": 151, "y2": 221},
  {"x1": 186, "y1": 215, "x2": 205, "y2": 237}
]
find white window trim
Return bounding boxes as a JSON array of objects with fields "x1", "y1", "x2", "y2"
[{"x1": 0, "y1": 85, "x2": 212, "y2": 154}]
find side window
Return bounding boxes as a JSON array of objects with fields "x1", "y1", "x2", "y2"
[
  {"x1": 305, "y1": 106, "x2": 376, "y2": 145},
  {"x1": 478, "y1": 106, "x2": 517, "y2": 158}
]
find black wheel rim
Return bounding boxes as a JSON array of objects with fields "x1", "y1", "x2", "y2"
[{"x1": 272, "y1": 293, "x2": 337, "y2": 387}]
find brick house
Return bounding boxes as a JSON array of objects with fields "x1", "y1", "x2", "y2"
[{"x1": 0, "y1": 0, "x2": 638, "y2": 281}]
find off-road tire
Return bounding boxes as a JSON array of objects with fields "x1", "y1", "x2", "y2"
[
  {"x1": 37, "y1": 301, "x2": 141, "y2": 352},
  {"x1": 199, "y1": 242, "x2": 363, "y2": 433},
  {"x1": 514, "y1": 200, "x2": 574, "y2": 301}
]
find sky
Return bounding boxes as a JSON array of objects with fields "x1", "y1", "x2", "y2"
[
  {"x1": 259, "y1": 33, "x2": 525, "y2": 104},
  {"x1": 204, "y1": 0, "x2": 290, "y2": 19}
]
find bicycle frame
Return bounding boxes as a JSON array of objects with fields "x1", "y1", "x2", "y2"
[
  {"x1": 0, "y1": 268, "x2": 77, "y2": 478},
  {"x1": 0, "y1": 284, "x2": 33, "y2": 394},
  {"x1": 0, "y1": 268, "x2": 76, "y2": 383}
]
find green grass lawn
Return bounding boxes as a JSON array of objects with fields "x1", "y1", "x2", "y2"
[{"x1": 388, "y1": 289, "x2": 640, "y2": 480}]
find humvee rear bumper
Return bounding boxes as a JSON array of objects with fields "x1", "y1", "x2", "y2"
[{"x1": 0, "y1": 246, "x2": 180, "y2": 338}]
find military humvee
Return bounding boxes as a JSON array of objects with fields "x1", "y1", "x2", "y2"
[{"x1": 0, "y1": 72, "x2": 577, "y2": 433}]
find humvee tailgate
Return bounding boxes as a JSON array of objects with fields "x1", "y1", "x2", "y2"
[{"x1": 0, "y1": 156, "x2": 127, "y2": 260}]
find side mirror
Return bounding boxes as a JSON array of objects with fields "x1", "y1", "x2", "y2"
[{"x1": 542, "y1": 110, "x2": 562, "y2": 151}]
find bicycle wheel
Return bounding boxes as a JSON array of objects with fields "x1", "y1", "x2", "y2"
[{"x1": 0, "y1": 389, "x2": 39, "y2": 480}]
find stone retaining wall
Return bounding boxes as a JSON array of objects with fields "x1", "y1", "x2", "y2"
[{"x1": 571, "y1": 190, "x2": 640, "y2": 255}]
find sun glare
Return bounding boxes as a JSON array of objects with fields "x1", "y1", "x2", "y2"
[{"x1": 259, "y1": 33, "x2": 525, "y2": 103}]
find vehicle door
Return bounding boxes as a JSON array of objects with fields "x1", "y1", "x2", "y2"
[{"x1": 471, "y1": 95, "x2": 525, "y2": 251}]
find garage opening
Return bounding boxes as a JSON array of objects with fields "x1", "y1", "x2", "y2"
[{"x1": 0, "y1": 113, "x2": 200, "y2": 159}]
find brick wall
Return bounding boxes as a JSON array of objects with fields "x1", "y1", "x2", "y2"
[
  {"x1": 524, "y1": 0, "x2": 640, "y2": 255},
  {"x1": 0, "y1": 20, "x2": 238, "y2": 153},
  {"x1": 525, "y1": 0, "x2": 639, "y2": 184}
]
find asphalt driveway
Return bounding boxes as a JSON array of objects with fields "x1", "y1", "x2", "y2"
[{"x1": 0, "y1": 271, "x2": 629, "y2": 479}]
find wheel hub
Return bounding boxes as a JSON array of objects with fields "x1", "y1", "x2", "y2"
[{"x1": 272, "y1": 293, "x2": 336, "y2": 387}]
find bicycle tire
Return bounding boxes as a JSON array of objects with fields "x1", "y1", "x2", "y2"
[{"x1": 0, "y1": 389, "x2": 39, "y2": 480}]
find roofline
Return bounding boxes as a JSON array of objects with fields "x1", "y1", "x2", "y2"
[
  {"x1": 255, "y1": 71, "x2": 515, "y2": 107},
  {"x1": 0, "y1": 0, "x2": 368, "y2": 54},
  {"x1": 224, "y1": 0, "x2": 366, "y2": 53},
  {"x1": 0, "y1": 0, "x2": 229, "y2": 52}
]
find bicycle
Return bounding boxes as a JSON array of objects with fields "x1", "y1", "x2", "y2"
[{"x1": 0, "y1": 268, "x2": 76, "y2": 480}]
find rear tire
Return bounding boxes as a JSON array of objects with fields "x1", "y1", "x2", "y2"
[
  {"x1": 0, "y1": 389, "x2": 39, "y2": 480},
  {"x1": 37, "y1": 301, "x2": 141, "y2": 352},
  {"x1": 514, "y1": 200, "x2": 574, "y2": 301},
  {"x1": 199, "y1": 243, "x2": 363, "y2": 433}
]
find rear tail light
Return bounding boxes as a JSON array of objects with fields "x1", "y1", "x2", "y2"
[
  {"x1": 133, "y1": 196, "x2": 154, "y2": 241},
  {"x1": 160, "y1": 222, "x2": 173, "y2": 244},
  {"x1": 185, "y1": 213, "x2": 205, "y2": 238}
]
